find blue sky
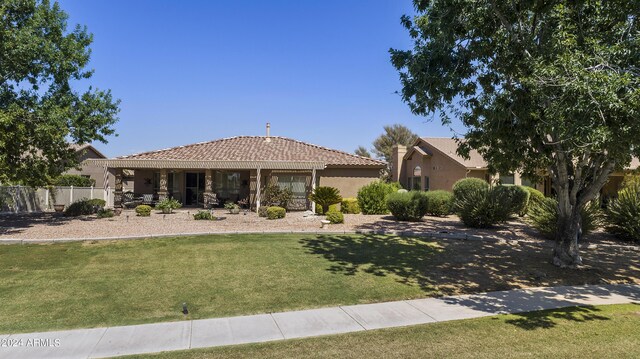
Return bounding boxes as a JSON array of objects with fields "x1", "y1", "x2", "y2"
[{"x1": 58, "y1": 0, "x2": 463, "y2": 158}]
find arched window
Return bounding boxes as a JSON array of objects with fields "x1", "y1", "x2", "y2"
[
  {"x1": 411, "y1": 166, "x2": 422, "y2": 190},
  {"x1": 413, "y1": 166, "x2": 422, "y2": 176}
]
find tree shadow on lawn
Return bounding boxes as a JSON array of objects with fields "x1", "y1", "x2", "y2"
[
  {"x1": 501, "y1": 305, "x2": 613, "y2": 330},
  {"x1": 300, "y1": 234, "x2": 640, "y2": 298},
  {"x1": 0, "y1": 213, "x2": 93, "y2": 236}
]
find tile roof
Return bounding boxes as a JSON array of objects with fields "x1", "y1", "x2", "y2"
[
  {"x1": 117, "y1": 136, "x2": 386, "y2": 167},
  {"x1": 421, "y1": 137, "x2": 488, "y2": 168}
]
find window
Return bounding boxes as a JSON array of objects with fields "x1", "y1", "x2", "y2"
[
  {"x1": 277, "y1": 175, "x2": 307, "y2": 196},
  {"x1": 500, "y1": 173, "x2": 515, "y2": 185},
  {"x1": 424, "y1": 176, "x2": 430, "y2": 191}
]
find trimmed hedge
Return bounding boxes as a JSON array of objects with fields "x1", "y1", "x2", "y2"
[
  {"x1": 340, "y1": 198, "x2": 360, "y2": 214},
  {"x1": 315, "y1": 203, "x2": 340, "y2": 215},
  {"x1": 267, "y1": 206, "x2": 286, "y2": 219},
  {"x1": 424, "y1": 190, "x2": 453, "y2": 217},
  {"x1": 326, "y1": 210, "x2": 344, "y2": 224},
  {"x1": 453, "y1": 187, "x2": 515, "y2": 228},
  {"x1": 135, "y1": 205, "x2": 152, "y2": 217},
  {"x1": 452, "y1": 178, "x2": 490, "y2": 199},
  {"x1": 64, "y1": 198, "x2": 106, "y2": 217},
  {"x1": 492, "y1": 185, "x2": 529, "y2": 217},
  {"x1": 523, "y1": 186, "x2": 545, "y2": 212},
  {"x1": 357, "y1": 181, "x2": 397, "y2": 215},
  {"x1": 606, "y1": 183, "x2": 640, "y2": 241},
  {"x1": 96, "y1": 208, "x2": 114, "y2": 218},
  {"x1": 386, "y1": 191, "x2": 429, "y2": 221}
]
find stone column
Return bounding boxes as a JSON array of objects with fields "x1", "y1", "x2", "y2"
[
  {"x1": 114, "y1": 168, "x2": 123, "y2": 208},
  {"x1": 204, "y1": 169, "x2": 214, "y2": 207},
  {"x1": 158, "y1": 169, "x2": 168, "y2": 201}
]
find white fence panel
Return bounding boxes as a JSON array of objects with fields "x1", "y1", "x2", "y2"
[{"x1": 0, "y1": 186, "x2": 113, "y2": 213}]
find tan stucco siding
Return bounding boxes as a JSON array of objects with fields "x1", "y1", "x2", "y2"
[
  {"x1": 318, "y1": 167, "x2": 381, "y2": 198},
  {"x1": 64, "y1": 148, "x2": 115, "y2": 188}
]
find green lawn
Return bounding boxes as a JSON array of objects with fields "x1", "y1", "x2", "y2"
[
  {"x1": 130, "y1": 304, "x2": 640, "y2": 359},
  {"x1": 1, "y1": 233, "x2": 637, "y2": 334}
]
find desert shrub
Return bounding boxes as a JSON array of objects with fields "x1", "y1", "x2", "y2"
[
  {"x1": 267, "y1": 206, "x2": 286, "y2": 219},
  {"x1": 156, "y1": 198, "x2": 182, "y2": 213},
  {"x1": 528, "y1": 197, "x2": 602, "y2": 240},
  {"x1": 357, "y1": 181, "x2": 397, "y2": 215},
  {"x1": 523, "y1": 186, "x2": 545, "y2": 212},
  {"x1": 386, "y1": 191, "x2": 429, "y2": 221},
  {"x1": 453, "y1": 187, "x2": 514, "y2": 228},
  {"x1": 316, "y1": 203, "x2": 339, "y2": 215},
  {"x1": 97, "y1": 208, "x2": 114, "y2": 218},
  {"x1": 193, "y1": 210, "x2": 213, "y2": 220},
  {"x1": 52, "y1": 174, "x2": 95, "y2": 187},
  {"x1": 309, "y1": 186, "x2": 342, "y2": 214},
  {"x1": 492, "y1": 185, "x2": 530, "y2": 217},
  {"x1": 606, "y1": 183, "x2": 640, "y2": 241},
  {"x1": 452, "y1": 178, "x2": 490, "y2": 200},
  {"x1": 135, "y1": 205, "x2": 152, "y2": 217},
  {"x1": 263, "y1": 184, "x2": 293, "y2": 208},
  {"x1": 325, "y1": 210, "x2": 344, "y2": 224},
  {"x1": 424, "y1": 190, "x2": 453, "y2": 216},
  {"x1": 258, "y1": 206, "x2": 269, "y2": 217},
  {"x1": 340, "y1": 197, "x2": 361, "y2": 214},
  {"x1": 64, "y1": 199, "x2": 100, "y2": 217}
]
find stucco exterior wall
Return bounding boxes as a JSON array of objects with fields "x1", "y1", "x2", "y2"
[
  {"x1": 318, "y1": 167, "x2": 381, "y2": 198},
  {"x1": 64, "y1": 147, "x2": 115, "y2": 188}
]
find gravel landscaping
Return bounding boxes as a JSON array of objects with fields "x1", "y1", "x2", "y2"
[{"x1": 0, "y1": 209, "x2": 634, "y2": 247}]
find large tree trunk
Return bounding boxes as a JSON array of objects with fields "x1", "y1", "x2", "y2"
[{"x1": 553, "y1": 208, "x2": 583, "y2": 267}]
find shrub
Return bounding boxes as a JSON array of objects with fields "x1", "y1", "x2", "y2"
[
  {"x1": 325, "y1": 210, "x2": 344, "y2": 224},
  {"x1": 523, "y1": 186, "x2": 546, "y2": 213},
  {"x1": 606, "y1": 183, "x2": 640, "y2": 241},
  {"x1": 452, "y1": 178, "x2": 490, "y2": 199},
  {"x1": 357, "y1": 181, "x2": 397, "y2": 215},
  {"x1": 340, "y1": 197, "x2": 360, "y2": 214},
  {"x1": 193, "y1": 210, "x2": 213, "y2": 220},
  {"x1": 156, "y1": 198, "x2": 182, "y2": 213},
  {"x1": 135, "y1": 205, "x2": 152, "y2": 217},
  {"x1": 309, "y1": 186, "x2": 342, "y2": 215},
  {"x1": 267, "y1": 206, "x2": 286, "y2": 219},
  {"x1": 263, "y1": 184, "x2": 293, "y2": 208},
  {"x1": 492, "y1": 185, "x2": 530, "y2": 217},
  {"x1": 528, "y1": 197, "x2": 602, "y2": 240},
  {"x1": 97, "y1": 208, "x2": 114, "y2": 218},
  {"x1": 316, "y1": 203, "x2": 339, "y2": 215},
  {"x1": 386, "y1": 191, "x2": 429, "y2": 221},
  {"x1": 258, "y1": 206, "x2": 269, "y2": 217},
  {"x1": 52, "y1": 174, "x2": 95, "y2": 187},
  {"x1": 64, "y1": 198, "x2": 101, "y2": 217},
  {"x1": 424, "y1": 190, "x2": 453, "y2": 216},
  {"x1": 453, "y1": 187, "x2": 514, "y2": 228}
]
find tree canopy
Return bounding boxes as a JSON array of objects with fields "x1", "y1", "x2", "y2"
[
  {"x1": 354, "y1": 145, "x2": 372, "y2": 158},
  {"x1": 391, "y1": 1, "x2": 640, "y2": 266},
  {"x1": 372, "y1": 124, "x2": 419, "y2": 163},
  {"x1": 0, "y1": 0, "x2": 119, "y2": 187}
]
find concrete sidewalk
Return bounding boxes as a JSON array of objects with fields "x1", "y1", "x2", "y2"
[{"x1": 1, "y1": 284, "x2": 638, "y2": 359}]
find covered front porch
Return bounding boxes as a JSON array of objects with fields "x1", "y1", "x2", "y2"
[{"x1": 93, "y1": 159, "x2": 325, "y2": 212}]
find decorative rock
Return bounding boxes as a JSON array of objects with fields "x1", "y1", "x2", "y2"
[{"x1": 320, "y1": 220, "x2": 330, "y2": 228}]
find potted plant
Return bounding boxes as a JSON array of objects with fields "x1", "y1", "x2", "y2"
[
  {"x1": 224, "y1": 202, "x2": 241, "y2": 214},
  {"x1": 155, "y1": 198, "x2": 182, "y2": 214},
  {"x1": 53, "y1": 204, "x2": 65, "y2": 213}
]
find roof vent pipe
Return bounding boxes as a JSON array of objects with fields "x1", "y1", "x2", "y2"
[{"x1": 265, "y1": 122, "x2": 271, "y2": 142}]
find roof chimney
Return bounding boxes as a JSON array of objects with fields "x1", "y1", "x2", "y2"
[{"x1": 265, "y1": 122, "x2": 271, "y2": 142}]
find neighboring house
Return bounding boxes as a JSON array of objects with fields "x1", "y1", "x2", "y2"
[
  {"x1": 90, "y1": 125, "x2": 386, "y2": 211},
  {"x1": 65, "y1": 144, "x2": 112, "y2": 188},
  {"x1": 392, "y1": 137, "x2": 639, "y2": 196}
]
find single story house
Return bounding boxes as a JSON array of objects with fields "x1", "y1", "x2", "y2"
[
  {"x1": 392, "y1": 137, "x2": 639, "y2": 196},
  {"x1": 90, "y1": 125, "x2": 386, "y2": 211}
]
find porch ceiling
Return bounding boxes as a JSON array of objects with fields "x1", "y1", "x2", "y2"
[{"x1": 86, "y1": 159, "x2": 326, "y2": 170}]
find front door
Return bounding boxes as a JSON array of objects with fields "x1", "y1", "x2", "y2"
[{"x1": 185, "y1": 172, "x2": 205, "y2": 206}]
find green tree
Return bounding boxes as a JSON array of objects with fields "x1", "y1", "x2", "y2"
[
  {"x1": 0, "y1": 0, "x2": 120, "y2": 187},
  {"x1": 354, "y1": 146, "x2": 371, "y2": 158},
  {"x1": 372, "y1": 124, "x2": 418, "y2": 163},
  {"x1": 391, "y1": 1, "x2": 640, "y2": 267},
  {"x1": 309, "y1": 186, "x2": 342, "y2": 215}
]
